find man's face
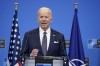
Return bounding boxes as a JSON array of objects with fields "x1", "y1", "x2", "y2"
[{"x1": 38, "y1": 9, "x2": 52, "y2": 31}]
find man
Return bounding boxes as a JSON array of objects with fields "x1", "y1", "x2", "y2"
[{"x1": 21, "y1": 7, "x2": 67, "y2": 57}]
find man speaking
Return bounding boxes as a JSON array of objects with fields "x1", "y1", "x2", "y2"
[{"x1": 21, "y1": 7, "x2": 67, "y2": 57}]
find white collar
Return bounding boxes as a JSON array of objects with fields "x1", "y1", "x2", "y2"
[{"x1": 39, "y1": 27, "x2": 51, "y2": 34}]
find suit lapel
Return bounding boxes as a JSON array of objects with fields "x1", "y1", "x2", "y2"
[{"x1": 47, "y1": 29, "x2": 55, "y2": 55}]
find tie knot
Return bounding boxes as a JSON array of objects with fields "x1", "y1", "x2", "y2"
[{"x1": 43, "y1": 32, "x2": 47, "y2": 35}]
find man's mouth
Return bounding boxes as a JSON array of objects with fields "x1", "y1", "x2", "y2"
[{"x1": 41, "y1": 23, "x2": 47, "y2": 24}]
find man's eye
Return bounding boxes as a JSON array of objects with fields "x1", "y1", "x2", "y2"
[
  {"x1": 40, "y1": 16, "x2": 43, "y2": 18},
  {"x1": 45, "y1": 16, "x2": 48, "y2": 18}
]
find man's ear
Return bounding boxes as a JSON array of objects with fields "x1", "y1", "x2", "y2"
[{"x1": 50, "y1": 16, "x2": 52, "y2": 21}]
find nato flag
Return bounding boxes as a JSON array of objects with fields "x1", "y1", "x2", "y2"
[{"x1": 68, "y1": 6, "x2": 86, "y2": 66}]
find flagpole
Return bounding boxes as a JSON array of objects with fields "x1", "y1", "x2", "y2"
[{"x1": 15, "y1": 3, "x2": 18, "y2": 10}]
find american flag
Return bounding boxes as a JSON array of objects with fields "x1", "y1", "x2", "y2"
[{"x1": 8, "y1": 8, "x2": 22, "y2": 66}]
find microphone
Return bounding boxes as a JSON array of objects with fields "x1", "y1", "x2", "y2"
[{"x1": 62, "y1": 37, "x2": 69, "y2": 66}]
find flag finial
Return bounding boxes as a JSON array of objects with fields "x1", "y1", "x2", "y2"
[
  {"x1": 14, "y1": 3, "x2": 18, "y2": 10},
  {"x1": 74, "y1": 2, "x2": 78, "y2": 9}
]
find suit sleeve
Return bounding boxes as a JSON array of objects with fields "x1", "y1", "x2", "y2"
[
  {"x1": 21, "y1": 32, "x2": 29, "y2": 56},
  {"x1": 60, "y1": 35, "x2": 67, "y2": 57}
]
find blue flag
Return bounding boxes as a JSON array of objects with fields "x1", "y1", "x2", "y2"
[
  {"x1": 8, "y1": 8, "x2": 22, "y2": 66},
  {"x1": 68, "y1": 8, "x2": 86, "y2": 66}
]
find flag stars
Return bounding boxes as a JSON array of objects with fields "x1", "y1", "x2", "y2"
[
  {"x1": 16, "y1": 18, "x2": 18, "y2": 21},
  {"x1": 8, "y1": 10, "x2": 21, "y2": 65},
  {"x1": 15, "y1": 23, "x2": 18, "y2": 27},
  {"x1": 16, "y1": 46, "x2": 19, "y2": 49},
  {"x1": 12, "y1": 51, "x2": 13, "y2": 54},
  {"x1": 22, "y1": 62, "x2": 24, "y2": 64},
  {"x1": 12, "y1": 45, "x2": 14, "y2": 48},
  {"x1": 16, "y1": 52, "x2": 18, "y2": 55},
  {"x1": 14, "y1": 34, "x2": 16, "y2": 38},
  {"x1": 13, "y1": 18, "x2": 14, "y2": 20},
  {"x1": 11, "y1": 57, "x2": 12, "y2": 60},
  {"x1": 14, "y1": 29, "x2": 17, "y2": 32},
  {"x1": 13, "y1": 40, "x2": 15, "y2": 43},
  {"x1": 18, "y1": 36, "x2": 20, "y2": 39},
  {"x1": 17, "y1": 41, "x2": 19, "y2": 44},
  {"x1": 14, "y1": 57, "x2": 17, "y2": 61}
]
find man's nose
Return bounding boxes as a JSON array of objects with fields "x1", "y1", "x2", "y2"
[{"x1": 42, "y1": 17, "x2": 46, "y2": 21}]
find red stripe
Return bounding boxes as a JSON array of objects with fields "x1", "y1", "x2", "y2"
[{"x1": 18, "y1": 61, "x2": 22, "y2": 66}]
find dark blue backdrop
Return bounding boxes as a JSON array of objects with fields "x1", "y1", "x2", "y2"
[{"x1": 0, "y1": 0, "x2": 100, "y2": 66}]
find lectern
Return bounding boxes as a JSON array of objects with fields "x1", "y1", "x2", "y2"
[{"x1": 24, "y1": 56, "x2": 67, "y2": 66}]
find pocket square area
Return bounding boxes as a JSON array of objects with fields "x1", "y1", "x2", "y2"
[{"x1": 54, "y1": 41, "x2": 59, "y2": 43}]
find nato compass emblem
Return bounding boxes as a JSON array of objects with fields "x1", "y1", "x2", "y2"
[{"x1": 69, "y1": 59, "x2": 86, "y2": 66}]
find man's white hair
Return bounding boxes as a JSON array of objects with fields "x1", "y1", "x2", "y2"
[{"x1": 38, "y1": 7, "x2": 52, "y2": 15}]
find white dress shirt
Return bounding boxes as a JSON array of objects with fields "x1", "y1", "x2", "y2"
[{"x1": 39, "y1": 27, "x2": 51, "y2": 51}]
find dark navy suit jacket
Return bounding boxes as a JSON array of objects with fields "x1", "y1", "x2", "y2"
[{"x1": 21, "y1": 28, "x2": 66, "y2": 57}]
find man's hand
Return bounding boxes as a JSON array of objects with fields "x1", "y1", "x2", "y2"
[{"x1": 30, "y1": 49, "x2": 39, "y2": 57}]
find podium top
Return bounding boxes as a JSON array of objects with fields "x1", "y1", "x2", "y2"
[{"x1": 24, "y1": 56, "x2": 66, "y2": 60}]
